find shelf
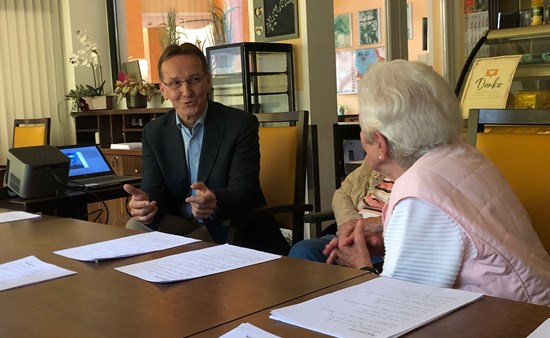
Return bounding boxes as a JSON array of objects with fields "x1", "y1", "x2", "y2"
[
  {"x1": 486, "y1": 25, "x2": 550, "y2": 41},
  {"x1": 206, "y1": 42, "x2": 295, "y2": 114},
  {"x1": 72, "y1": 108, "x2": 171, "y2": 148},
  {"x1": 250, "y1": 92, "x2": 289, "y2": 96},
  {"x1": 515, "y1": 64, "x2": 550, "y2": 79},
  {"x1": 70, "y1": 107, "x2": 170, "y2": 118},
  {"x1": 458, "y1": 26, "x2": 550, "y2": 110}
]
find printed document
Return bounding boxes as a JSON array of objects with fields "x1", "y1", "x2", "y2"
[
  {"x1": 528, "y1": 318, "x2": 550, "y2": 338},
  {"x1": 0, "y1": 211, "x2": 41, "y2": 223},
  {"x1": 115, "y1": 244, "x2": 281, "y2": 283},
  {"x1": 220, "y1": 323, "x2": 281, "y2": 338},
  {"x1": 54, "y1": 232, "x2": 199, "y2": 262},
  {"x1": 270, "y1": 277, "x2": 483, "y2": 338},
  {"x1": 0, "y1": 256, "x2": 76, "y2": 291}
]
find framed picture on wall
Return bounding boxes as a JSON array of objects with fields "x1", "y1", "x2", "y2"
[
  {"x1": 334, "y1": 13, "x2": 352, "y2": 49},
  {"x1": 355, "y1": 47, "x2": 386, "y2": 77},
  {"x1": 336, "y1": 50, "x2": 356, "y2": 94},
  {"x1": 358, "y1": 8, "x2": 380, "y2": 45},
  {"x1": 252, "y1": 0, "x2": 299, "y2": 42}
]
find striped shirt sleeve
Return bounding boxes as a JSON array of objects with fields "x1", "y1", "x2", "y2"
[{"x1": 381, "y1": 197, "x2": 469, "y2": 288}]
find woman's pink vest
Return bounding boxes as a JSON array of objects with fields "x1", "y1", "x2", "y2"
[{"x1": 383, "y1": 142, "x2": 550, "y2": 305}]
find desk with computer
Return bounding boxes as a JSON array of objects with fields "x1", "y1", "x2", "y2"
[{"x1": 0, "y1": 144, "x2": 139, "y2": 220}]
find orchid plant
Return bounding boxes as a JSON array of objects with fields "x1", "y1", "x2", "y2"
[
  {"x1": 68, "y1": 30, "x2": 105, "y2": 95},
  {"x1": 66, "y1": 30, "x2": 105, "y2": 111}
]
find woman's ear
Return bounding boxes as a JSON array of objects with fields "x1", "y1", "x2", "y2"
[{"x1": 373, "y1": 131, "x2": 389, "y2": 160}]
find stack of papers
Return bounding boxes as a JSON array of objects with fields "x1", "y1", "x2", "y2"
[
  {"x1": 528, "y1": 318, "x2": 550, "y2": 338},
  {"x1": 220, "y1": 323, "x2": 281, "y2": 338},
  {"x1": 115, "y1": 244, "x2": 281, "y2": 283},
  {"x1": 270, "y1": 277, "x2": 483, "y2": 338},
  {"x1": 110, "y1": 142, "x2": 142, "y2": 150},
  {"x1": 0, "y1": 256, "x2": 76, "y2": 291},
  {"x1": 54, "y1": 232, "x2": 198, "y2": 262},
  {"x1": 0, "y1": 211, "x2": 41, "y2": 223}
]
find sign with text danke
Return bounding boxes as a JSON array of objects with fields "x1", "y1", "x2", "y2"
[{"x1": 460, "y1": 55, "x2": 521, "y2": 119}]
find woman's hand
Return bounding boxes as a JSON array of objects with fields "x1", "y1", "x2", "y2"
[{"x1": 326, "y1": 223, "x2": 373, "y2": 269}]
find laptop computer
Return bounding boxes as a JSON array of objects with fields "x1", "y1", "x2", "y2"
[{"x1": 57, "y1": 144, "x2": 140, "y2": 189}]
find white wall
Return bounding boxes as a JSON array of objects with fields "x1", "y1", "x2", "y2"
[{"x1": 66, "y1": 0, "x2": 113, "y2": 95}]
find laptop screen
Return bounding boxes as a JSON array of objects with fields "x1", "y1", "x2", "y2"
[{"x1": 57, "y1": 145, "x2": 114, "y2": 178}]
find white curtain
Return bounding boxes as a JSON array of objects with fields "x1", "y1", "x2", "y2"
[{"x1": 0, "y1": 0, "x2": 72, "y2": 163}]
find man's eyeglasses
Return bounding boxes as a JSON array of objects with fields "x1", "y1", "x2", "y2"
[{"x1": 161, "y1": 75, "x2": 206, "y2": 89}]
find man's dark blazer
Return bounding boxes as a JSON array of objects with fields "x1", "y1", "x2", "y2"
[{"x1": 140, "y1": 101, "x2": 289, "y2": 254}]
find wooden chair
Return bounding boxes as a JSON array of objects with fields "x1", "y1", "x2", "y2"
[
  {"x1": 467, "y1": 109, "x2": 550, "y2": 254},
  {"x1": 12, "y1": 118, "x2": 51, "y2": 148},
  {"x1": 226, "y1": 111, "x2": 313, "y2": 246},
  {"x1": 1, "y1": 118, "x2": 51, "y2": 185}
]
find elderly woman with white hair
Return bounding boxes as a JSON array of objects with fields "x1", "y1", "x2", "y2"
[{"x1": 325, "y1": 60, "x2": 550, "y2": 306}]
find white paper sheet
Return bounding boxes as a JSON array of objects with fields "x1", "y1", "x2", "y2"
[
  {"x1": 220, "y1": 323, "x2": 281, "y2": 338},
  {"x1": 527, "y1": 318, "x2": 550, "y2": 338},
  {"x1": 0, "y1": 211, "x2": 41, "y2": 223},
  {"x1": 0, "y1": 256, "x2": 76, "y2": 291},
  {"x1": 270, "y1": 277, "x2": 483, "y2": 338},
  {"x1": 54, "y1": 231, "x2": 199, "y2": 262},
  {"x1": 115, "y1": 244, "x2": 281, "y2": 283}
]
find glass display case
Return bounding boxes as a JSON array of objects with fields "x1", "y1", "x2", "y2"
[
  {"x1": 206, "y1": 42, "x2": 295, "y2": 113},
  {"x1": 457, "y1": 25, "x2": 550, "y2": 110}
]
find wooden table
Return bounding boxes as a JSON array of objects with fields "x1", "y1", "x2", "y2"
[
  {"x1": 191, "y1": 276, "x2": 550, "y2": 337},
  {"x1": 0, "y1": 214, "x2": 368, "y2": 338},
  {"x1": 0, "y1": 183, "x2": 138, "y2": 220}
]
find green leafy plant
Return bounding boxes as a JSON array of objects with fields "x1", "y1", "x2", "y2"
[
  {"x1": 113, "y1": 72, "x2": 156, "y2": 103},
  {"x1": 65, "y1": 83, "x2": 106, "y2": 111},
  {"x1": 159, "y1": 8, "x2": 186, "y2": 49},
  {"x1": 208, "y1": 0, "x2": 237, "y2": 45}
]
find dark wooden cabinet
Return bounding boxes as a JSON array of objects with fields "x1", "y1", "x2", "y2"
[
  {"x1": 87, "y1": 149, "x2": 143, "y2": 227},
  {"x1": 72, "y1": 108, "x2": 171, "y2": 148}
]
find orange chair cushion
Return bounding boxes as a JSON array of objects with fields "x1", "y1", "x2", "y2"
[
  {"x1": 13, "y1": 125, "x2": 47, "y2": 148},
  {"x1": 477, "y1": 133, "x2": 550, "y2": 254},
  {"x1": 259, "y1": 126, "x2": 298, "y2": 229}
]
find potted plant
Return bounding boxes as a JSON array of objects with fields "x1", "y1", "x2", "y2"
[
  {"x1": 66, "y1": 30, "x2": 113, "y2": 111},
  {"x1": 159, "y1": 8, "x2": 187, "y2": 50},
  {"x1": 114, "y1": 72, "x2": 157, "y2": 109},
  {"x1": 207, "y1": 0, "x2": 237, "y2": 45},
  {"x1": 65, "y1": 83, "x2": 105, "y2": 112}
]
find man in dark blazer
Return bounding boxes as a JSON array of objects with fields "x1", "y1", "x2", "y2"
[{"x1": 124, "y1": 43, "x2": 289, "y2": 255}]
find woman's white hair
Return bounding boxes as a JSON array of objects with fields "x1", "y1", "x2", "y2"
[{"x1": 358, "y1": 60, "x2": 463, "y2": 168}]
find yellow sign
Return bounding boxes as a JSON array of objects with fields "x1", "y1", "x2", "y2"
[{"x1": 460, "y1": 55, "x2": 521, "y2": 118}]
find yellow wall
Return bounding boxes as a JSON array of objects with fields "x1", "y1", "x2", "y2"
[
  {"x1": 407, "y1": 0, "x2": 428, "y2": 62},
  {"x1": 126, "y1": 0, "x2": 145, "y2": 60}
]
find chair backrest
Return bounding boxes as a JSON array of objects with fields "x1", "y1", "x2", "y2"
[
  {"x1": 13, "y1": 118, "x2": 51, "y2": 148},
  {"x1": 467, "y1": 109, "x2": 550, "y2": 254},
  {"x1": 256, "y1": 111, "x2": 309, "y2": 234}
]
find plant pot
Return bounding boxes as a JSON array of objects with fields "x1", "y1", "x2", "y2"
[
  {"x1": 126, "y1": 93, "x2": 148, "y2": 109},
  {"x1": 83, "y1": 96, "x2": 114, "y2": 110}
]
